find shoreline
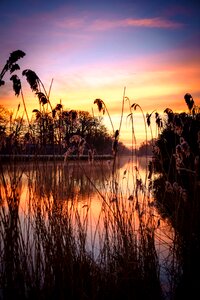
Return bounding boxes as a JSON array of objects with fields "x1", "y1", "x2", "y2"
[{"x1": 0, "y1": 154, "x2": 114, "y2": 162}]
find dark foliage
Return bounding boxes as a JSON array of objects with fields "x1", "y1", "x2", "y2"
[{"x1": 152, "y1": 93, "x2": 200, "y2": 299}]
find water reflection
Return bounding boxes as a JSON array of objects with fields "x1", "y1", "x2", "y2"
[{"x1": 0, "y1": 156, "x2": 175, "y2": 299}]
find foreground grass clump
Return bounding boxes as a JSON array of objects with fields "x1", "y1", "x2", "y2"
[{"x1": 0, "y1": 160, "x2": 164, "y2": 300}]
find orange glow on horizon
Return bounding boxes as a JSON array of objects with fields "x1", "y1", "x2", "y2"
[{"x1": 0, "y1": 47, "x2": 199, "y2": 148}]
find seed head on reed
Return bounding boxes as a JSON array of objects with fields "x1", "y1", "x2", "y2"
[
  {"x1": 94, "y1": 98, "x2": 105, "y2": 114},
  {"x1": 32, "y1": 109, "x2": 42, "y2": 120},
  {"x1": 8, "y1": 50, "x2": 26, "y2": 65},
  {"x1": 94, "y1": 98, "x2": 115, "y2": 133},
  {"x1": 164, "y1": 108, "x2": 174, "y2": 124},
  {"x1": 165, "y1": 181, "x2": 173, "y2": 193},
  {"x1": 112, "y1": 129, "x2": 119, "y2": 155},
  {"x1": 174, "y1": 145, "x2": 184, "y2": 169},
  {"x1": 36, "y1": 92, "x2": 48, "y2": 105},
  {"x1": 22, "y1": 69, "x2": 40, "y2": 92},
  {"x1": 0, "y1": 50, "x2": 25, "y2": 86},
  {"x1": 180, "y1": 140, "x2": 190, "y2": 157},
  {"x1": 155, "y1": 112, "x2": 163, "y2": 129},
  {"x1": 10, "y1": 63, "x2": 20, "y2": 74},
  {"x1": 184, "y1": 93, "x2": 194, "y2": 112},
  {"x1": 146, "y1": 113, "x2": 151, "y2": 127},
  {"x1": 172, "y1": 182, "x2": 179, "y2": 192},
  {"x1": 180, "y1": 189, "x2": 188, "y2": 202},
  {"x1": 146, "y1": 110, "x2": 157, "y2": 127},
  {"x1": 55, "y1": 103, "x2": 63, "y2": 111},
  {"x1": 10, "y1": 74, "x2": 21, "y2": 96}
]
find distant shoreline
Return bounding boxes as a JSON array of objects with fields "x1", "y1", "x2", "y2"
[{"x1": 0, "y1": 154, "x2": 114, "y2": 162}]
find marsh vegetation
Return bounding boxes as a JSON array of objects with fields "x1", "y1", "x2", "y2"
[{"x1": 0, "y1": 51, "x2": 200, "y2": 299}]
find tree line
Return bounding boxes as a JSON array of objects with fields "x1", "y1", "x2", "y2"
[{"x1": 0, "y1": 50, "x2": 131, "y2": 156}]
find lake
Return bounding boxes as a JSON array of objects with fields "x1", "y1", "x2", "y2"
[{"x1": 0, "y1": 156, "x2": 177, "y2": 299}]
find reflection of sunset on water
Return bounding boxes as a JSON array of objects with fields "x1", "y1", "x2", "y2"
[
  {"x1": 1, "y1": 158, "x2": 174, "y2": 271},
  {"x1": 0, "y1": 157, "x2": 178, "y2": 297}
]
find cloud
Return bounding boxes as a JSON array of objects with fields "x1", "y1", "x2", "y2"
[
  {"x1": 54, "y1": 17, "x2": 86, "y2": 30},
  {"x1": 54, "y1": 15, "x2": 183, "y2": 32},
  {"x1": 91, "y1": 17, "x2": 183, "y2": 31},
  {"x1": 35, "y1": 6, "x2": 183, "y2": 32}
]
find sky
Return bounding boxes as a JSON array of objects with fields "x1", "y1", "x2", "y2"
[{"x1": 0, "y1": 0, "x2": 200, "y2": 147}]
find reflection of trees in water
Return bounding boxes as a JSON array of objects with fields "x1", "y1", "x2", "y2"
[
  {"x1": 0, "y1": 157, "x2": 180, "y2": 298},
  {"x1": 20, "y1": 160, "x2": 124, "y2": 201},
  {"x1": 0, "y1": 158, "x2": 129, "y2": 205}
]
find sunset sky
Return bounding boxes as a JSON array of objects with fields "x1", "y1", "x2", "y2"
[{"x1": 0, "y1": 0, "x2": 200, "y2": 147}]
